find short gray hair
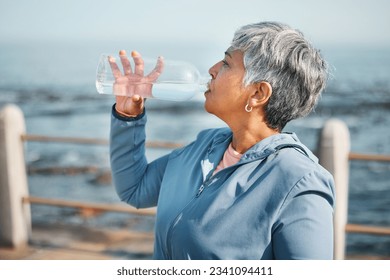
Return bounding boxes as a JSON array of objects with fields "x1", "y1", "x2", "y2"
[{"x1": 231, "y1": 21, "x2": 329, "y2": 131}]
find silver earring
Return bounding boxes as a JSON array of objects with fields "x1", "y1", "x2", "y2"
[{"x1": 245, "y1": 104, "x2": 252, "y2": 113}]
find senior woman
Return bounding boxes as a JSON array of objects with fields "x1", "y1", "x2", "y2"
[{"x1": 109, "y1": 21, "x2": 335, "y2": 260}]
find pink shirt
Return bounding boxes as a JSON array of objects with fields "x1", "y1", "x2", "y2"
[{"x1": 213, "y1": 143, "x2": 242, "y2": 175}]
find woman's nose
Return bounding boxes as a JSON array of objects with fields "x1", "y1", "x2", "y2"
[{"x1": 208, "y1": 61, "x2": 220, "y2": 79}]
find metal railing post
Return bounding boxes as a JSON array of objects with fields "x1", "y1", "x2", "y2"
[
  {"x1": 0, "y1": 104, "x2": 31, "y2": 248},
  {"x1": 318, "y1": 119, "x2": 350, "y2": 260}
]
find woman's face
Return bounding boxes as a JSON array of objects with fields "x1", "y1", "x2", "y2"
[{"x1": 205, "y1": 48, "x2": 251, "y2": 122}]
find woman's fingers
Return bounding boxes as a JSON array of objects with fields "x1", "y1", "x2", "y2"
[
  {"x1": 108, "y1": 56, "x2": 122, "y2": 79},
  {"x1": 146, "y1": 56, "x2": 164, "y2": 82},
  {"x1": 119, "y1": 50, "x2": 132, "y2": 75},
  {"x1": 132, "y1": 50, "x2": 145, "y2": 76},
  {"x1": 115, "y1": 94, "x2": 144, "y2": 116},
  {"x1": 110, "y1": 49, "x2": 158, "y2": 100},
  {"x1": 132, "y1": 94, "x2": 144, "y2": 107},
  {"x1": 112, "y1": 50, "x2": 162, "y2": 82}
]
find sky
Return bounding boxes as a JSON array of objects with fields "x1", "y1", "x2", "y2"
[{"x1": 1, "y1": 0, "x2": 390, "y2": 49}]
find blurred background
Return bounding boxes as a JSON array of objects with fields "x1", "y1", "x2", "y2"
[{"x1": 0, "y1": 0, "x2": 389, "y2": 259}]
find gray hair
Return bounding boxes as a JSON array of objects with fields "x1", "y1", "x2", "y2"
[{"x1": 231, "y1": 21, "x2": 329, "y2": 131}]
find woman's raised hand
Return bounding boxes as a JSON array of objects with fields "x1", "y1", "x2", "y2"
[{"x1": 109, "y1": 50, "x2": 164, "y2": 117}]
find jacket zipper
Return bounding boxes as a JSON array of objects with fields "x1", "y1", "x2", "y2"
[
  {"x1": 165, "y1": 195, "x2": 197, "y2": 259},
  {"x1": 165, "y1": 178, "x2": 211, "y2": 259},
  {"x1": 196, "y1": 183, "x2": 205, "y2": 197}
]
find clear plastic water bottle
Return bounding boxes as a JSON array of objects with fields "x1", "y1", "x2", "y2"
[{"x1": 96, "y1": 53, "x2": 209, "y2": 101}]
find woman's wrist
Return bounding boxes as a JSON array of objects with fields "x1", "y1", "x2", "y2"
[
  {"x1": 112, "y1": 104, "x2": 145, "y2": 121},
  {"x1": 115, "y1": 108, "x2": 139, "y2": 118}
]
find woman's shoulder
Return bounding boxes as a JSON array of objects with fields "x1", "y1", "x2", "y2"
[{"x1": 272, "y1": 145, "x2": 335, "y2": 205}]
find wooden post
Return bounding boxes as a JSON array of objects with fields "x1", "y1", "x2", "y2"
[
  {"x1": 0, "y1": 104, "x2": 31, "y2": 248},
  {"x1": 318, "y1": 119, "x2": 350, "y2": 260}
]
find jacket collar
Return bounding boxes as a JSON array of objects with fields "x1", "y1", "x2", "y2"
[
  {"x1": 208, "y1": 128, "x2": 318, "y2": 163},
  {"x1": 201, "y1": 128, "x2": 318, "y2": 181},
  {"x1": 241, "y1": 132, "x2": 318, "y2": 163},
  {"x1": 201, "y1": 128, "x2": 232, "y2": 181}
]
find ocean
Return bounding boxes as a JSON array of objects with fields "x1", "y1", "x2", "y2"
[{"x1": 0, "y1": 41, "x2": 389, "y2": 258}]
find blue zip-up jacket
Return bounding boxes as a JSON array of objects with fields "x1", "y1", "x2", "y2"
[{"x1": 110, "y1": 107, "x2": 335, "y2": 260}]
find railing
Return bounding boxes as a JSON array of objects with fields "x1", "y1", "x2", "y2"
[
  {"x1": 344, "y1": 152, "x2": 390, "y2": 244},
  {"x1": 21, "y1": 134, "x2": 184, "y2": 149},
  {"x1": 20, "y1": 133, "x2": 390, "y2": 235},
  {"x1": 346, "y1": 153, "x2": 390, "y2": 236},
  {"x1": 348, "y1": 152, "x2": 390, "y2": 162},
  {"x1": 0, "y1": 104, "x2": 389, "y2": 259},
  {"x1": 22, "y1": 196, "x2": 156, "y2": 216}
]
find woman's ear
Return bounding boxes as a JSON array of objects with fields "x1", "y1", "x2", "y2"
[{"x1": 249, "y1": 81, "x2": 272, "y2": 107}]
